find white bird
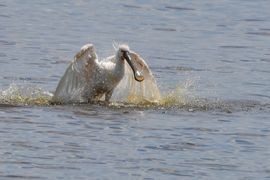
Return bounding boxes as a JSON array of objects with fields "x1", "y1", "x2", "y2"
[{"x1": 51, "y1": 43, "x2": 160, "y2": 104}]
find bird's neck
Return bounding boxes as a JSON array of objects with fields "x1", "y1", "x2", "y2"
[
  {"x1": 108, "y1": 55, "x2": 123, "y2": 80},
  {"x1": 114, "y1": 58, "x2": 124, "y2": 72}
]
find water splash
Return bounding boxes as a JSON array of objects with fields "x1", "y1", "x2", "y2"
[
  {"x1": 0, "y1": 81, "x2": 193, "y2": 107},
  {"x1": 0, "y1": 82, "x2": 265, "y2": 112},
  {"x1": 0, "y1": 79, "x2": 207, "y2": 109},
  {"x1": 159, "y1": 79, "x2": 197, "y2": 107},
  {"x1": 115, "y1": 79, "x2": 204, "y2": 109},
  {"x1": 0, "y1": 80, "x2": 197, "y2": 108},
  {"x1": 0, "y1": 83, "x2": 53, "y2": 106},
  {"x1": 114, "y1": 78, "x2": 257, "y2": 112}
]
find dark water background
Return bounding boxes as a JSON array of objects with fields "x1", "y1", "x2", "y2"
[{"x1": 1, "y1": 0, "x2": 270, "y2": 179}]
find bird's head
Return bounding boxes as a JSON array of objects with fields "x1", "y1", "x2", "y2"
[{"x1": 117, "y1": 44, "x2": 144, "y2": 82}]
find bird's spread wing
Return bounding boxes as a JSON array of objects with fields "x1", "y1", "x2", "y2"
[
  {"x1": 111, "y1": 51, "x2": 161, "y2": 104},
  {"x1": 52, "y1": 44, "x2": 96, "y2": 103}
]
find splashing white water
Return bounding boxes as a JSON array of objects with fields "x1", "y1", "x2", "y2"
[
  {"x1": 0, "y1": 83, "x2": 53, "y2": 105},
  {"x1": 0, "y1": 79, "x2": 202, "y2": 109},
  {"x1": 0, "y1": 81, "x2": 264, "y2": 113}
]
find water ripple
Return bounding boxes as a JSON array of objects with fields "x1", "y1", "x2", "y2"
[
  {"x1": 152, "y1": 27, "x2": 177, "y2": 32},
  {"x1": 243, "y1": 18, "x2": 265, "y2": 22},
  {"x1": 0, "y1": 40, "x2": 16, "y2": 45},
  {"x1": 165, "y1": 6, "x2": 195, "y2": 11},
  {"x1": 0, "y1": 175, "x2": 43, "y2": 180},
  {"x1": 219, "y1": 45, "x2": 251, "y2": 49},
  {"x1": 123, "y1": 4, "x2": 142, "y2": 9},
  {"x1": 0, "y1": 14, "x2": 10, "y2": 18},
  {"x1": 246, "y1": 32, "x2": 270, "y2": 36}
]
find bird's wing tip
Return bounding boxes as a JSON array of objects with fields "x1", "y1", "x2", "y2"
[
  {"x1": 75, "y1": 44, "x2": 95, "y2": 60},
  {"x1": 129, "y1": 51, "x2": 151, "y2": 75}
]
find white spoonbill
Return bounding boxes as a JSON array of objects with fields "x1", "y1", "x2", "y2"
[{"x1": 51, "y1": 43, "x2": 160, "y2": 104}]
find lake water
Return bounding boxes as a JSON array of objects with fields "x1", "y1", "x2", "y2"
[{"x1": 1, "y1": 0, "x2": 270, "y2": 179}]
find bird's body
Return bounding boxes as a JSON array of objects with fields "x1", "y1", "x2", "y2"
[
  {"x1": 86, "y1": 56, "x2": 126, "y2": 101},
  {"x1": 51, "y1": 44, "x2": 160, "y2": 104}
]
